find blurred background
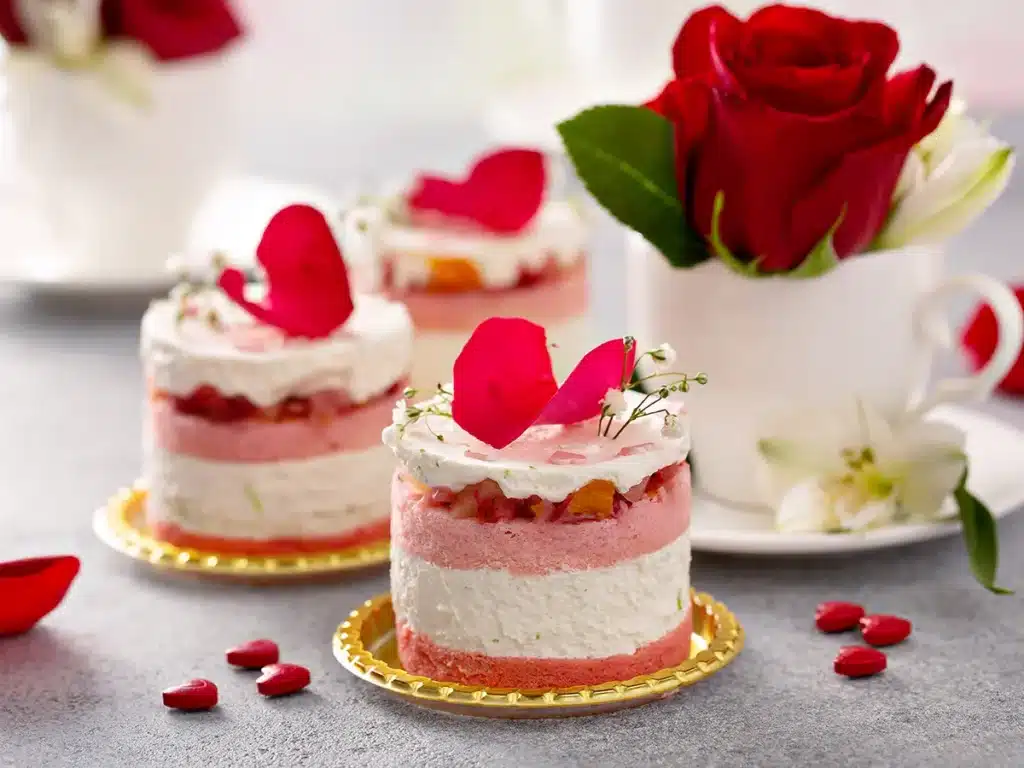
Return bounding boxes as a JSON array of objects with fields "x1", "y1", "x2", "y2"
[{"x1": 0, "y1": 0, "x2": 1021, "y2": 335}]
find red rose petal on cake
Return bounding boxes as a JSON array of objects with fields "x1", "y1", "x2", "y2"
[
  {"x1": 536, "y1": 338, "x2": 636, "y2": 427},
  {"x1": 0, "y1": 555, "x2": 81, "y2": 636},
  {"x1": 162, "y1": 679, "x2": 218, "y2": 711},
  {"x1": 834, "y1": 646, "x2": 887, "y2": 678},
  {"x1": 962, "y1": 287, "x2": 1024, "y2": 395},
  {"x1": 226, "y1": 639, "x2": 280, "y2": 669},
  {"x1": 815, "y1": 601, "x2": 866, "y2": 633},
  {"x1": 452, "y1": 318, "x2": 558, "y2": 449},
  {"x1": 408, "y1": 148, "x2": 546, "y2": 234},
  {"x1": 256, "y1": 663, "x2": 311, "y2": 697},
  {"x1": 859, "y1": 615, "x2": 912, "y2": 647},
  {"x1": 218, "y1": 205, "x2": 354, "y2": 340}
]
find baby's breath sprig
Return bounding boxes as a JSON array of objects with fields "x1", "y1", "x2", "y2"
[
  {"x1": 393, "y1": 384, "x2": 454, "y2": 441},
  {"x1": 168, "y1": 251, "x2": 231, "y2": 329},
  {"x1": 598, "y1": 341, "x2": 707, "y2": 440}
]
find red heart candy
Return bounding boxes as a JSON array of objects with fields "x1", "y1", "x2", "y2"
[
  {"x1": 834, "y1": 646, "x2": 887, "y2": 678},
  {"x1": 814, "y1": 601, "x2": 865, "y2": 633},
  {"x1": 859, "y1": 615, "x2": 912, "y2": 647},
  {"x1": 226, "y1": 639, "x2": 280, "y2": 669},
  {"x1": 162, "y1": 679, "x2": 218, "y2": 711},
  {"x1": 256, "y1": 663, "x2": 310, "y2": 697}
]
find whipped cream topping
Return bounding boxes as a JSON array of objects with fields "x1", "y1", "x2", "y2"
[
  {"x1": 142, "y1": 285, "x2": 412, "y2": 406},
  {"x1": 382, "y1": 390, "x2": 690, "y2": 501},
  {"x1": 361, "y1": 200, "x2": 588, "y2": 291}
]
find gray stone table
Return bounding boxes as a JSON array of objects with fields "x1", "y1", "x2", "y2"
[{"x1": 2, "y1": 192, "x2": 1024, "y2": 766}]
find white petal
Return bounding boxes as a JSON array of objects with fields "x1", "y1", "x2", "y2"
[
  {"x1": 894, "y1": 150, "x2": 926, "y2": 203},
  {"x1": 837, "y1": 497, "x2": 898, "y2": 531},
  {"x1": 918, "y1": 99, "x2": 969, "y2": 168},
  {"x1": 774, "y1": 481, "x2": 837, "y2": 533}
]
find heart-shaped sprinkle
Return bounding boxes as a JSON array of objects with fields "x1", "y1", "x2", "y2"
[
  {"x1": 162, "y1": 679, "x2": 218, "y2": 711},
  {"x1": 226, "y1": 638, "x2": 280, "y2": 669},
  {"x1": 859, "y1": 615, "x2": 912, "y2": 647},
  {"x1": 256, "y1": 663, "x2": 310, "y2": 697},
  {"x1": 814, "y1": 601, "x2": 865, "y2": 633},
  {"x1": 834, "y1": 646, "x2": 887, "y2": 678}
]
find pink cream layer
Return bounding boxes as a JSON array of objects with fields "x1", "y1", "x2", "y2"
[
  {"x1": 149, "y1": 517, "x2": 390, "y2": 556},
  {"x1": 149, "y1": 391, "x2": 395, "y2": 463},
  {"x1": 391, "y1": 465, "x2": 690, "y2": 576},
  {"x1": 396, "y1": 612, "x2": 692, "y2": 689},
  {"x1": 392, "y1": 259, "x2": 588, "y2": 331}
]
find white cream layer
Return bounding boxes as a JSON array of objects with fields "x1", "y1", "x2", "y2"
[
  {"x1": 145, "y1": 444, "x2": 394, "y2": 538},
  {"x1": 406, "y1": 313, "x2": 593, "y2": 394},
  {"x1": 391, "y1": 532, "x2": 691, "y2": 658},
  {"x1": 384, "y1": 390, "x2": 690, "y2": 502},
  {"x1": 371, "y1": 200, "x2": 588, "y2": 291},
  {"x1": 141, "y1": 289, "x2": 412, "y2": 407}
]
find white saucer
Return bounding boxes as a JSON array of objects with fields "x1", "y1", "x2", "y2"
[{"x1": 690, "y1": 405, "x2": 1024, "y2": 555}]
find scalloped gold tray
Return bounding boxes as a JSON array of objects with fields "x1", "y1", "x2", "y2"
[
  {"x1": 93, "y1": 485, "x2": 391, "y2": 580},
  {"x1": 333, "y1": 591, "x2": 743, "y2": 718}
]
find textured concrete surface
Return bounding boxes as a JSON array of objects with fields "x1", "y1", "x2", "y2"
[{"x1": 2, "y1": 189, "x2": 1023, "y2": 768}]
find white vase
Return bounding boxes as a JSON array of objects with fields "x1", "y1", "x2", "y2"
[
  {"x1": 1, "y1": 52, "x2": 239, "y2": 285},
  {"x1": 626, "y1": 235, "x2": 1024, "y2": 508}
]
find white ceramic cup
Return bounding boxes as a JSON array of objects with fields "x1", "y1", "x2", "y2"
[
  {"x1": 626, "y1": 236, "x2": 1024, "y2": 508},
  {"x1": 0, "y1": 52, "x2": 239, "y2": 286}
]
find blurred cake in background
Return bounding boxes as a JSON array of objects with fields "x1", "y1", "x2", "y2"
[
  {"x1": 140, "y1": 204, "x2": 411, "y2": 555},
  {"x1": 349, "y1": 148, "x2": 590, "y2": 390}
]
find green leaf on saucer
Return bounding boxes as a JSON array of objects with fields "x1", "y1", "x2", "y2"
[
  {"x1": 556, "y1": 105, "x2": 708, "y2": 268},
  {"x1": 953, "y1": 469, "x2": 1012, "y2": 594}
]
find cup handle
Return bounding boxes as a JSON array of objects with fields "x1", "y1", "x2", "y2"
[{"x1": 907, "y1": 273, "x2": 1024, "y2": 418}]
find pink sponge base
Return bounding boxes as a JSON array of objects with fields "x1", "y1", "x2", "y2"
[{"x1": 396, "y1": 611, "x2": 692, "y2": 689}]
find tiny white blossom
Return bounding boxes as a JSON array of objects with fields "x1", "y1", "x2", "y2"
[
  {"x1": 392, "y1": 399, "x2": 409, "y2": 427},
  {"x1": 651, "y1": 343, "x2": 677, "y2": 369},
  {"x1": 602, "y1": 388, "x2": 628, "y2": 416},
  {"x1": 662, "y1": 412, "x2": 684, "y2": 439}
]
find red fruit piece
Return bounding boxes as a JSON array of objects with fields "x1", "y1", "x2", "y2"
[
  {"x1": 162, "y1": 679, "x2": 218, "y2": 711},
  {"x1": 815, "y1": 601, "x2": 865, "y2": 633},
  {"x1": 860, "y1": 615, "x2": 912, "y2": 647},
  {"x1": 834, "y1": 646, "x2": 887, "y2": 678},
  {"x1": 0, "y1": 555, "x2": 81, "y2": 636},
  {"x1": 226, "y1": 639, "x2": 280, "y2": 669},
  {"x1": 256, "y1": 663, "x2": 310, "y2": 697}
]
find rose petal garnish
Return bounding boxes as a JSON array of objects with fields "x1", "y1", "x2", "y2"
[
  {"x1": 217, "y1": 205, "x2": 354, "y2": 340},
  {"x1": 452, "y1": 317, "x2": 557, "y2": 449},
  {"x1": 536, "y1": 338, "x2": 636, "y2": 426},
  {"x1": 120, "y1": 0, "x2": 244, "y2": 62},
  {"x1": 407, "y1": 148, "x2": 547, "y2": 234},
  {"x1": 0, "y1": 555, "x2": 81, "y2": 636},
  {"x1": 452, "y1": 318, "x2": 637, "y2": 449}
]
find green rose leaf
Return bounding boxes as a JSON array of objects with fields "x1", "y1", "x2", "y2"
[
  {"x1": 953, "y1": 469, "x2": 1012, "y2": 594},
  {"x1": 556, "y1": 105, "x2": 708, "y2": 268},
  {"x1": 709, "y1": 192, "x2": 843, "y2": 280}
]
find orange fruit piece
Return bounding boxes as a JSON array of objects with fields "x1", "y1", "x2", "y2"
[
  {"x1": 566, "y1": 480, "x2": 616, "y2": 519},
  {"x1": 426, "y1": 256, "x2": 484, "y2": 292}
]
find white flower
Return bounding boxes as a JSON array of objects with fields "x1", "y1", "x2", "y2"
[
  {"x1": 392, "y1": 399, "x2": 409, "y2": 427},
  {"x1": 651, "y1": 343, "x2": 677, "y2": 370},
  {"x1": 662, "y1": 412, "x2": 685, "y2": 439},
  {"x1": 602, "y1": 388, "x2": 628, "y2": 416},
  {"x1": 878, "y1": 101, "x2": 1015, "y2": 248},
  {"x1": 757, "y1": 400, "x2": 967, "y2": 534}
]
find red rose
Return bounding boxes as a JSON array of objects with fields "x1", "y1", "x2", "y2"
[
  {"x1": 0, "y1": 1, "x2": 242, "y2": 61},
  {"x1": 962, "y1": 286, "x2": 1024, "y2": 395},
  {"x1": 649, "y1": 4, "x2": 952, "y2": 272}
]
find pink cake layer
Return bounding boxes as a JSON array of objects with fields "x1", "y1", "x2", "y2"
[
  {"x1": 391, "y1": 465, "x2": 690, "y2": 575},
  {"x1": 396, "y1": 611, "x2": 693, "y2": 688},
  {"x1": 392, "y1": 259, "x2": 588, "y2": 331},
  {"x1": 149, "y1": 389, "x2": 395, "y2": 462},
  {"x1": 148, "y1": 516, "x2": 390, "y2": 556}
]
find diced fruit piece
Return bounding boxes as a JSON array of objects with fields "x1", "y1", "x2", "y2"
[
  {"x1": 566, "y1": 480, "x2": 616, "y2": 519},
  {"x1": 834, "y1": 646, "x2": 887, "y2": 678},
  {"x1": 859, "y1": 615, "x2": 912, "y2": 647},
  {"x1": 815, "y1": 601, "x2": 866, "y2": 633},
  {"x1": 426, "y1": 256, "x2": 483, "y2": 292},
  {"x1": 548, "y1": 450, "x2": 587, "y2": 465}
]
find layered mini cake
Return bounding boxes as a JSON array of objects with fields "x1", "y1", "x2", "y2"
[
  {"x1": 354, "y1": 148, "x2": 589, "y2": 388},
  {"x1": 383, "y1": 318, "x2": 700, "y2": 688},
  {"x1": 141, "y1": 204, "x2": 412, "y2": 554}
]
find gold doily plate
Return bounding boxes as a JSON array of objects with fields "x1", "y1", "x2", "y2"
[
  {"x1": 333, "y1": 591, "x2": 744, "y2": 718},
  {"x1": 92, "y1": 485, "x2": 391, "y2": 580}
]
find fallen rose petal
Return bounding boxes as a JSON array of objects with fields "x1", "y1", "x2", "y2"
[
  {"x1": 834, "y1": 646, "x2": 887, "y2": 678},
  {"x1": 859, "y1": 615, "x2": 912, "y2": 647},
  {"x1": 162, "y1": 679, "x2": 218, "y2": 711},
  {"x1": 256, "y1": 663, "x2": 311, "y2": 697},
  {"x1": 815, "y1": 601, "x2": 866, "y2": 633},
  {"x1": 536, "y1": 338, "x2": 636, "y2": 426},
  {"x1": 226, "y1": 638, "x2": 280, "y2": 669},
  {"x1": 218, "y1": 205, "x2": 354, "y2": 339},
  {"x1": 0, "y1": 555, "x2": 81, "y2": 636},
  {"x1": 452, "y1": 317, "x2": 557, "y2": 449},
  {"x1": 408, "y1": 148, "x2": 546, "y2": 234}
]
